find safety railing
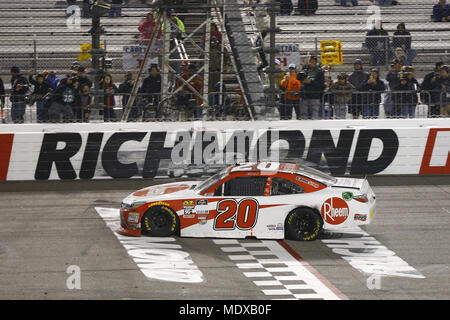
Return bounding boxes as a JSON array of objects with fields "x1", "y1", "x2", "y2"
[{"x1": 2, "y1": 89, "x2": 449, "y2": 123}]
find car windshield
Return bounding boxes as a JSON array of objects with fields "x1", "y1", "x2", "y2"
[
  {"x1": 297, "y1": 165, "x2": 337, "y2": 185},
  {"x1": 194, "y1": 168, "x2": 228, "y2": 193}
]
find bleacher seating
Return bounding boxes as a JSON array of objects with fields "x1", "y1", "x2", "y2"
[{"x1": 0, "y1": 0, "x2": 449, "y2": 82}]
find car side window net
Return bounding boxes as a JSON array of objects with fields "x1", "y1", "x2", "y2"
[
  {"x1": 220, "y1": 177, "x2": 267, "y2": 197},
  {"x1": 271, "y1": 177, "x2": 305, "y2": 195}
]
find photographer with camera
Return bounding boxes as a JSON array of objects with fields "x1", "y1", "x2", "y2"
[
  {"x1": 361, "y1": 68, "x2": 386, "y2": 119},
  {"x1": 48, "y1": 75, "x2": 76, "y2": 123},
  {"x1": 392, "y1": 66, "x2": 420, "y2": 118},
  {"x1": 279, "y1": 64, "x2": 302, "y2": 120}
]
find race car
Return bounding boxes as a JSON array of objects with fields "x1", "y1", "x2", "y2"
[{"x1": 119, "y1": 162, "x2": 376, "y2": 241}]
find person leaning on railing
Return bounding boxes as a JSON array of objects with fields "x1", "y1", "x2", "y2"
[
  {"x1": 10, "y1": 66, "x2": 29, "y2": 124},
  {"x1": 435, "y1": 65, "x2": 450, "y2": 116},
  {"x1": 391, "y1": 66, "x2": 421, "y2": 119},
  {"x1": 28, "y1": 70, "x2": 52, "y2": 123},
  {"x1": 279, "y1": 63, "x2": 302, "y2": 120},
  {"x1": 348, "y1": 59, "x2": 369, "y2": 119},
  {"x1": 330, "y1": 73, "x2": 355, "y2": 120},
  {"x1": 100, "y1": 74, "x2": 118, "y2": 122},
  {"x1": 421, "y1": 62, "x2": 445, "y2": 117},
  {"x1": 299, "y1": 56, "x2": 325, "y2": 120},
  {"x1": 360, "y1": 69, "x2": 386, "y2": 119}
]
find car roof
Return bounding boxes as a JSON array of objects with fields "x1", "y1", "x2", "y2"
[{"x1": 229, "y1": 162, "x2": 300, "y2": 175}]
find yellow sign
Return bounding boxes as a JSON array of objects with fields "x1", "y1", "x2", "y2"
[
  {"x1": 78, "y1": 43, "x2": 103, "y2": 61},
  {"x1": 320, "y1": 40, "x2": 343, "y2": 66}
]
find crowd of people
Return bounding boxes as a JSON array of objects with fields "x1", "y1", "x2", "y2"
[{"x1": 270, "y1": 56, "x2": 450, "y2": 120}]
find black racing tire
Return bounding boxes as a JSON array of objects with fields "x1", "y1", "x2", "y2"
[
  {"x1": 141, "y1": 205, "x2": 180, "y2": 237},
  {"x1": 285, "y1": 207, "x2": 323, "y2": 241}
]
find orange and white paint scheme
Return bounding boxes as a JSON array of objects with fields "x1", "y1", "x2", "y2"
[{"x1": 118, "y1": 162, "x2": 376, "y2": 241}]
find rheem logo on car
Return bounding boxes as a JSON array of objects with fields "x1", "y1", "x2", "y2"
[{"x1": 321, "y1": 197, "x2": 349, "y2": 225}]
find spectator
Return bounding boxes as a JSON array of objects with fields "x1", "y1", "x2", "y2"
[
  {"x1": 299, "y1": 56, "x2": 325, "y2": 119},
  {"x1": 385, "y1": 59, "x2": 403, "y2": 117},
  {"x1": 47, "y1": 71, "x2": 61, "y2": 91},
  {"x1": 365, "y1": 21, "x2": 390, "y2": 66},
  {"x1": 29, "y1": 70, "x2": 51, "y2": 123},
  {"x1": 392, "y1": 23, "x2": 417, "y2": 66},
  {"x1": 49, "y1": 76, "x2": 76, "y2": 123},
  {"x1": 10, "y1": 66, "x2": 29, "y2": 124},
  {"x1": 421, "y1": 62, "x2": 444, "y2": 117},
  {"x1": 432, "y1": 0, "x2": 450, "y2": 22},
  {"x1": 392, "y1": 66, "x2": 420, "y2": 118},
  {"x1": 279, "y1": 0, "x2": 293, "y2": 15},
  {"x1": 435, "y1": 65, "x2": 450, "y2": 116},
  {"x1": 330, "y1": 73, "x2": 355, "y2": 119},
  {"x1": 77, "y1": 84, "x2": 92, "y2": 122},
  {"x1": 109, "y1": 0, "x2": 123, "y2": 18},
  {"x1": 164, "y1": 10, "x2": 185, "y2": 39},
  {"x1": 138, "y1": 11, "x2": 161, "y2": 45},
  {"x1": 82, "y1": 0, "x2": 91, "y2": 18},
  {"x1": 100, "y1": 74, "x2": 117, "y2": 122},
  {"x1": 321, "y1": 74, "x2": 334, "y2": 119},
  {"x1": 118, "y1": 72, "x2": 137, "y2": 121},
  {"x1": 176, "y1": 63, "x2": 203, "y2": 120},
  {"x1": 348, "y1": 59, "x2": 369, "y2": 119},
  {"x1": 0, "y1": 76, "x2": 5, "y2": 123},
  {"x1": 77, "y1": 66, "x2": 92, "y2": 88},
  {"x1": 140, "y1": 65, "x2": 162, "y2": 120},
  {"x1": 296, "y1": 0, "x2": 318, "y2": 16},
  {"x1": 279, "y1": 63, "x2": 302, "y2": 120},
  {"x1": 361, "y1": 69, "x2": 386, "y2": 118},
  {"x1": 200, "y1": 23, "x2": 222, "y2": 48},
  {"x1": 337, "y1": 0, "x2": 358, "y2": 7}
]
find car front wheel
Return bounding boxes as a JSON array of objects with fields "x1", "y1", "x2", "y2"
[
  {"x1": 285, "y1": 207, "x2": 322, "y2": 241},
  {"x1": 141, "y1": 205, "x2": 180, "y2": 237}
]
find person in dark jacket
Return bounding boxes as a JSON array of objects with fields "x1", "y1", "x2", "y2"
[
  {"x1": 118, "y1": 72, "x2": 136, "y2": 121},
  {"x1": 49, "y1": 76, "x2": 76, "y2": 122},
  {"x1": 365, "y1": 21, "x2": 390, "y2": 66},
  {"x1": 392, "y1": 66, "x2": 420, "y2": 118},
  {"x1": 421, "y1": 62, "x2": 444, "y2": 117},
  {"x1": 140, "y1": 64, "x2": 162, "y2": 119},
  {"x1": 109, "y1": 0, "x2": 123, "y2": 18},
  {"x1": 434, "y1": 65, "x2": 450, "y2": 116},
  {"x1": 392, "y1": 23, "x2": 416, "y2": 66},
  {"x1": 384, "y1": 59, "x2": 402, "y2": 117},
  {"x1": 76, "y1": 84, "x2": 92, "y2": 122},
  {"x1": 348, "y1": 59, "x2": 369, "y2": 119},
  {"x1": 298, "y1": 56, "x2": 325, "y2": 119},
  {"x1": 29, "y1": 71, "x2": 51, "y2": 122},
  {"x1": 361, "y1": 69, "x2": 386, "y2": 118},
  {"x1": 432, "y1": 0, "x2": 450, "y2": 22},
  {"x1": 77, "y1": 66, "x2": 92, "y2": 89},
  {"x1": 296, "y1": 0, "x2": 318, "y2": 16},
  {"x1": 10, "y1": 66, "x2": 29, "y2": 123},
  {"x1": 0, "y1": 76, "x2": 5, "y2": 123},
  {"x1": 279, "y1": 0, "x2": 293, "y2": 15}
]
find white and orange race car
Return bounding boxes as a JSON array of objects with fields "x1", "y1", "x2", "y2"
[{"x1": 119, "y1": 162, "x2": 376, "y2": 241}]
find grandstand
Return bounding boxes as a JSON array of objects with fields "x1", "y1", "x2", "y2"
[
  {"x1": 0, "y1": 0, "x2": 448, "y2": 81},
  {"x1": 0, "y1": 0, "x2": 449, "y2": 122}
]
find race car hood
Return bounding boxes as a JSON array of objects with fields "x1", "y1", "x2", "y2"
[{"x1": 122, "y1": 181, "x2": 200, "y2": 205}]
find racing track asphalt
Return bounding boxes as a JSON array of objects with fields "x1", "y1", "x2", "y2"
[{"x1": 0, "y1": 176, "x2": 449, "y2": 300}]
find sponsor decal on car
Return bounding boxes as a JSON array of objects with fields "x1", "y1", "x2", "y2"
[
  {"x1": 194, "y1": 209, "x2": 209, "y2": 215},
  {"x1": 127, "y1": 212, "x2": 140, "y2": 223},
  {"x1": 182, "y1": 200, "x2": 195, "y2": 208},
  {"x1": 354, "y1": 214, "x2": 367, "y2": 221},
  {"x1": 296, "y1": 176, "x2": 319, "y2": 188},
  {"x1": 321, "y1": 197, "x2": 350, "y2": 225},
  {"x1": 148, "y1": 201, "x2": 171, "y2": 208},
  {"x1": 342, "y1": 192, "x2": 354, "y2": 201},
  {"x1": 196, "y1": 199, "x2": 208, "y2": 205}
]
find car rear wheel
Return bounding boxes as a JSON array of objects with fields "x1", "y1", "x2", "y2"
[
  {"x1": 285, "y1": 207, "x2": 322, "y2": 241},
  {"x1": 141, "y1": 205, "x2": 180, "y2": 237}
]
